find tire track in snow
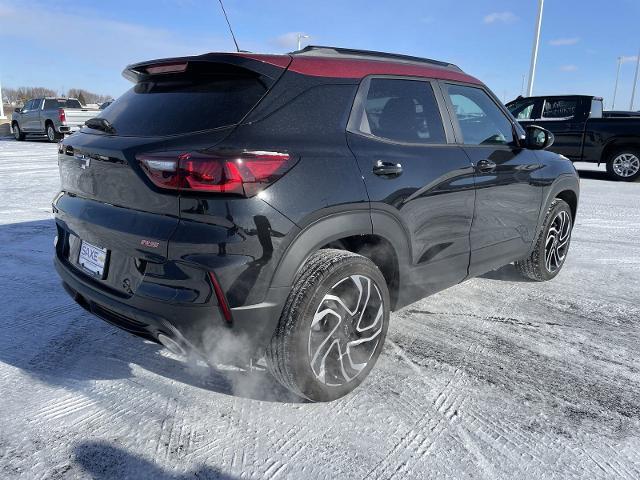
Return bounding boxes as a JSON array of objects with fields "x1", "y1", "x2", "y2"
[{"x1": 379, "y1": 286, "x2": 530, "y2": 479}]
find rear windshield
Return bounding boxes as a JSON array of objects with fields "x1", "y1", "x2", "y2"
[
  {"x1": 96, "y1": 71, "x2": 268, "y2": 136},
  {"x1": 44, "y1": 99, "x2": 83, "y2": 109}
]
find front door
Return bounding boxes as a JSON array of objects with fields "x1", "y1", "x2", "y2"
[
  {"x1": 346, "y1": 77, "x2": 475, "y2": 305},
  {"x1": 441, "y1": 82, "x2": 543, "y2": 276},
  {"x1": 20, "y1": 100, "x2": 36, "y2": 131}
]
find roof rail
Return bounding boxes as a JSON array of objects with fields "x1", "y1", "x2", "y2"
[{"x1": 291, "y1": 45, "x2": 462, "y2": 72}]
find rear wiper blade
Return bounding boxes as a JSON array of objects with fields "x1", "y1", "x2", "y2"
[{"x1": 85, "y1": 117, "x2": 116, "y2": 134}]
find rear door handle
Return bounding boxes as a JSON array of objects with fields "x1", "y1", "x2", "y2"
[
  {"x1": 476, "y1": 159, "x2": 497, "y2": 173},
  {"x1": 373, "y1": 160, "x2": 403, "y2": 178}
]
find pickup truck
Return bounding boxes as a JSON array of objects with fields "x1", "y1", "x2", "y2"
[
  {"x1": 506, "y1": 95, "x2": 640, "y2": 181},
  {"x1": 11, "y1": 98, "x2": 99, "y2": 143}
]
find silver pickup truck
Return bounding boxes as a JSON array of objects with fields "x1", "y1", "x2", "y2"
[{"x1": 11, "y1": 98, "x2": 99, "y2": 142}]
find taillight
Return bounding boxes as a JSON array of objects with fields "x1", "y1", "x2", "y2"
[
  {"x1": 58, "y1": 108, "x2": 66, "y2": 122},
  {"x1": 136, "y1": 150, "x2": 294, "y2": 197}
]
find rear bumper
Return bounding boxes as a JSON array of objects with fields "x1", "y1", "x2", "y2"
[
  {"x1": 55, "y1": 252, "x2": 288, "y2": 362},
  {"x1": 58, "y1": 125, "x2": 81, "y2": 134},
  {"x1": 52, "y1": 189, "x2": 296, "y2": 361}
]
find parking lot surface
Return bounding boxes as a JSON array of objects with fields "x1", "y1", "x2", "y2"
[{"x1": 1, "y1": 138, "x2": 639, "y2": 479}]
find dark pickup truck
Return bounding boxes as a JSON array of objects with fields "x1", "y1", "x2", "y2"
[{"x1": 507, "y1": 95, "x2": 640, "y2": 180}]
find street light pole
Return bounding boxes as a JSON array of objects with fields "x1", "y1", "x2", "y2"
[
  {"x1": 297, "y1": 33, "x2": 309, "y2": 51},
  {"x1": 0, "y1": 77, "x2": 6, "y2": 120},
  {"x1": 526, "y1": 0, "x2": 545, "y2": 97},
  {"x1": 612, "y1": 56, "x2": 622, "y2": 109},
  {"x1": 630, "y1": 49, "x2": 640, "y2": 110}
]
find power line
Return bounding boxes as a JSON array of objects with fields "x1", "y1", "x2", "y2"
[{"x1": 217, "y1": 0, "x2": 240, "y2": 52}]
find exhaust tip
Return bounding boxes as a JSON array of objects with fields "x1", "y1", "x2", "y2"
[{"x1": 157, "y1": 333, "x2": 187, "y2": 357}]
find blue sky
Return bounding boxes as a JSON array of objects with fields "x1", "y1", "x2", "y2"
[{"x1": 1, "y1": 0, "x2": 639, "y2": 108}]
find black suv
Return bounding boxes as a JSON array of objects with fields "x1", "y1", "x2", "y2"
[{"x1": 54, "y1": 46, "x2": 579, "y2": 401}]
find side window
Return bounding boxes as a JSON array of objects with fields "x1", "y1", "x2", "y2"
[
  {"x1": 446, "y1": 84, "x2": 515, "y2": 146},
  {"x1": 542, "y1": 99, "x2": 577, "y2": 119},
  {"x1": 23, "y1": 100, "x2": 34, "y2": 111},
  {"x1": 590, "y1": 99, "x2": 603, "y2": 119},
  {"x1": 356, "y1": 78, "x2": 446, "y2": 144},
  {"x1": 507, "y1": 99, "x2": 537, "y2": 120},
  {"x1": 32, "y1": 99, "x2": 42, "y2": 110},
  {"x1": 44, "y1": 99, "x2": 60, "y2": 109}
]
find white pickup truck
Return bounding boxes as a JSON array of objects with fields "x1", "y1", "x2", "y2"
[{"x1": 11, "y1": 98, "x2": 99, "y2": 142}]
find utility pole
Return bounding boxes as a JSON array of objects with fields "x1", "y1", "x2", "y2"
[
  {"x1": 612, "y1": 56, "x2": 622, "y2": 109},
  {"x1": 526, "y1": 0, "x2": 545, "y2": 96},
  {"x1": 0, "y1": 76, "x2": 6, "y2": 120},
  {"x1": 297, "y1": 33, "x2": 309, "y2": 51},
  {"x1": 631, "y1": 49, "x2": 640, "y2": 110}
]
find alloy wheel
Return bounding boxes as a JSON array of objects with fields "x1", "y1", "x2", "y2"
[
  {"x1": 612, "y1": 153, "x2": 640, "y2": 178},
  {"x1": 308, "y1": 274, "x2": 384, "y2": 386},
  {"x1": 47, "y1": 126, "x2": 56, "y2": 142},
  {"x1": 544, "y1": 210, "x2": 571, "y2": 273},
  {"x1": 13, "y1": 126, "x2": 20, "y2": 140}
]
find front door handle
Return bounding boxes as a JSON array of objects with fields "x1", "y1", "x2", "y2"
[
  {"x1": 373, "y1": 160, "x2": 403, "y2": 178},
  {"x1": 476, "y1": 159, "x2": 497, "y2": 173}
]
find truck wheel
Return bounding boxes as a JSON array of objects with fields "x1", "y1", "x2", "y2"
[
  {"x1": 606, "y1": 148, "x2": 640, "y2": 181},
  {"x1": 515, "y1": 199, "x2": 573, "y2": 281},
  {"x1": 12, "y1": 123, "x2": 25, "y2": 141},
  {"x1": 266, "y1": 249, "x2": 390, "y2": 402},
  {"x1": 46, "y1": 123, "x2": 61, "y2": 143}
]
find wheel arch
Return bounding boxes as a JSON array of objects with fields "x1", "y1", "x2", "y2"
[
  {"x1": 555, "y1": 189, "x2": 578, "y2": 221},
  {"x1": 270, "y1": 209, "x2": 410, "y2": 310},
  {"x1": 536, "y1": 174, "x2": 580, "y2": 239},
  {"x1": 600, "y1": 138, "x2": 640, "y2": 165}
]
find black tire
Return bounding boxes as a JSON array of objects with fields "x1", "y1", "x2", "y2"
[
  {"x1": 266, "y1": 249, "x2": 390, "y2": 402},
  {"x1": 515, "y1": 199, "x2": 573, "y2": 281},
  {"x1": 605, "y1": 148, "x2": 640, "y2": 181},
  {"x1": 12, "y1": 123, "x2": 25, "y2": 141},
  {"x1": 46, "y1": 123, "x2": 61, "y2": 143}
]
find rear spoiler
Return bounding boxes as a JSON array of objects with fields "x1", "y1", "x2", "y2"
[{"x1": 122, "y1": 53, "x2": 292, "y2": 83}]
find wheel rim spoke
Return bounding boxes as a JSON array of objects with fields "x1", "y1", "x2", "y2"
[
  {"x1": 613, "y1": 153, "x2": 640, "y2": 177},
  {"x1": 308, "y1": 274, "x2": 384, "y2": 386},
  {"x1": 544, "y1": 210, "x2": 572, "y2": 273}
]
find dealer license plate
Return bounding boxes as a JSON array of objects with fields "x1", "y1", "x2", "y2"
[{"x1": 78, "y1": 240, "x2": 108, "y2": 277}]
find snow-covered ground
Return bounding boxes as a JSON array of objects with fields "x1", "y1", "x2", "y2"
[{"x1": 1, "y1": 138, "x2": 639, "y2": 479}]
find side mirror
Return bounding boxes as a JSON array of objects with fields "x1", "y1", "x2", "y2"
[
  {"x1": 525, "y1": 125, "x2": 554, "y2": 150},
  {"x1": 14, "y1": 108, "x2": 21, "y2": 113}
]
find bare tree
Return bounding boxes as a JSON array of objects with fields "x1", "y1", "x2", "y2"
[
  {"x1": 3, "y1": 86, "x2": 112, "y2": 106},
  {"x1": 67, "y1": 88, "x2": 112, "y2": 105}
]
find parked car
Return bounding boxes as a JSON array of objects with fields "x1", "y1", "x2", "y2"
[
  {"x1": 506, "y1": 95, "x2": 640, "y2": 180},
  {"x1": 54, "y1": 46, "x2": 579, "y2": 401},
  {"x1": 12, "y1": 98, "x2": 99, "y2": 142}
]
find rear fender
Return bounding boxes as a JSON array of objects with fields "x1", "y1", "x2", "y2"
[{"x1": 270, "y1": 209, "x2": 373, "y2": 288}]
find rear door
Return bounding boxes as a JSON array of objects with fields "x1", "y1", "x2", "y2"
[
  {"x1": 535, "y1": 96, "x2": 587, "y2": 160},
  {"x1": 442, "y1": 82, "x2": 542, "y2": 276},
  {"x1": 347, "y1": 76, "x2": 475, "y2": 302}
]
